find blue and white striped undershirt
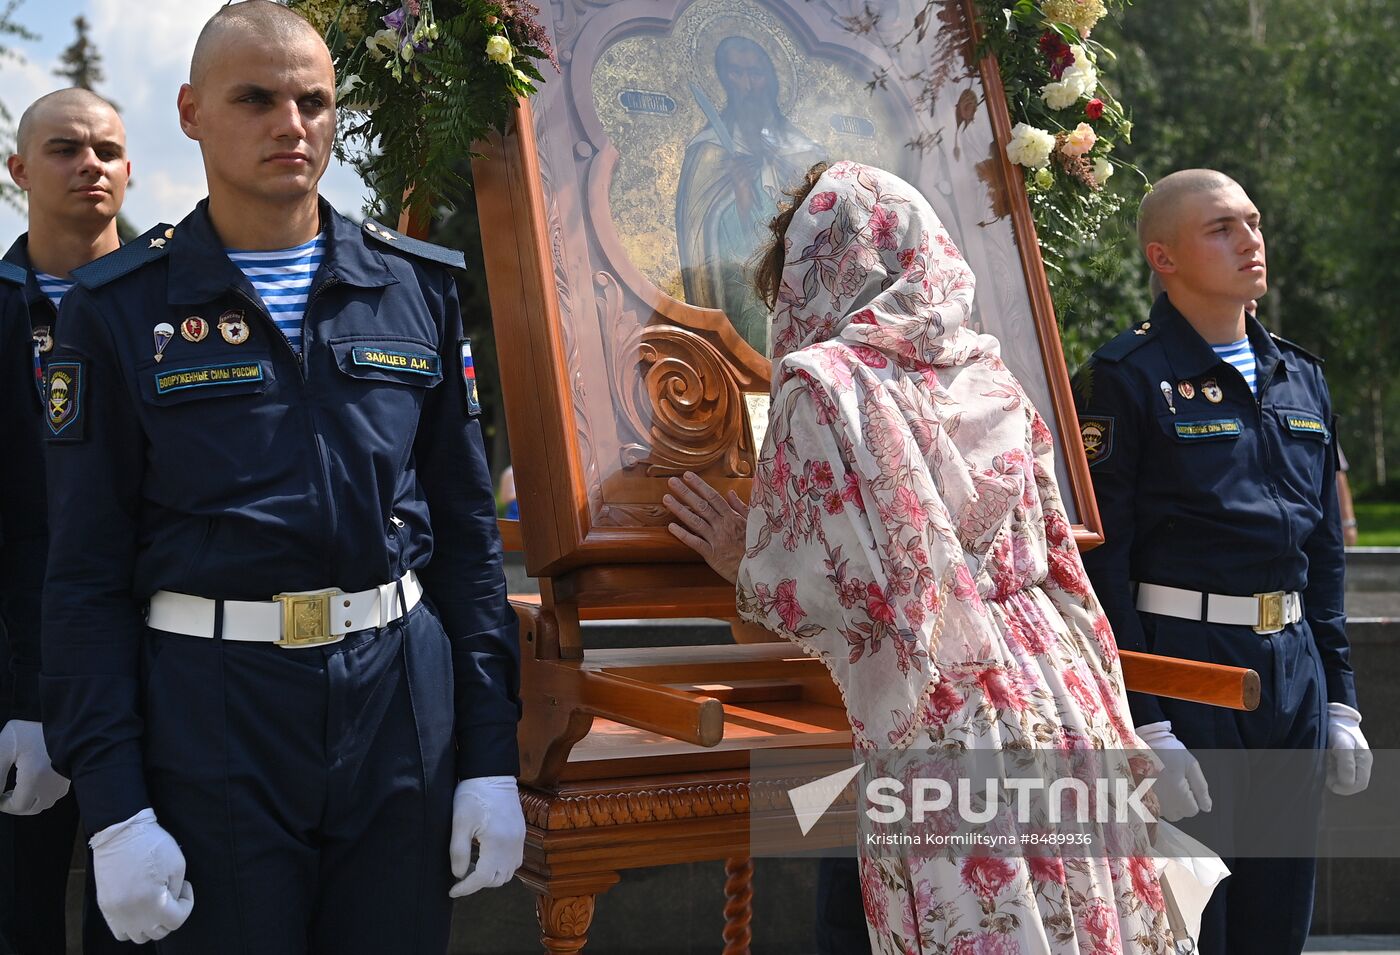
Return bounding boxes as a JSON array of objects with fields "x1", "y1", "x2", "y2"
[
  {"x1": 1212, "y1": 337, "x2": 1257, "y2": 395},
  {"x1": 34, "y1": 272, "x2": 74, "y2": 313},
  {"x1": 225, "y1": 234, "x2": 325, "y2": 355}
]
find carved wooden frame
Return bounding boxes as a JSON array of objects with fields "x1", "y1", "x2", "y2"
[{"x1": 474, "y1": 0, "x2": 1104, "y2": 584}]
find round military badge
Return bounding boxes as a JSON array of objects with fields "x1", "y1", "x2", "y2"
[
  {"x1": 1177, "y1": 380, "x2": 1196, "y2": 400},
  {"x1": 219, "y1": 310, "x2": 250, "y2": 345},
  {"x1": 181, "y1": 316, "x2": 209, "y2": 343},
  {"x1": 32, "y1": 326, "x2": 53, "y2": 354},
  {"x1": 1202, "y1": 378, "x2": 1223, "y2": 403}
]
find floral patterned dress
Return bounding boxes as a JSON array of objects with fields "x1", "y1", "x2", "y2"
[{"x1": 734, "y1": 161, "x2": 1172, "y2": 953}]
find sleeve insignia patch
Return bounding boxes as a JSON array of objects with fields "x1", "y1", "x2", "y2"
[
  {"x1": 459, "y1": 339, "x2": 481, "y2": 416},
  {"x1": 47, "y1": 360, "x2": 84, "y2": 440},
  {"x1": 1078, "y1": 415, "x2": 1113, "y2": 466}
]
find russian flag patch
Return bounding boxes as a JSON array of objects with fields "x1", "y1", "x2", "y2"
[{"x1": 459, "y1": 339, "x2": 481, "y2": 416}]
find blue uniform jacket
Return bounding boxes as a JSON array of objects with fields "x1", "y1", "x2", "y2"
[
  {"x1": 1074, "y1": 294, "x2": 1353, "y2": 727},
  {"x1": 40, "y1": 201, "x2": 519, "y2": 831},
  {"x1": 0, "y1": 240, "x2": 50, "y2": 723}
]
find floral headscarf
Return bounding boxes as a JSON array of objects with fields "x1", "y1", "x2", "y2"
[{"x1": 736, "y1": 161, "x2": 1029, "y2": 749}]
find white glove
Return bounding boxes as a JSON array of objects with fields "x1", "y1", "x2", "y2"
[
  {"x1": 90, "y1": 808, "x2": 194, "y2": 944},
  {"x1": 1137, "y1": 721, "x2": 1212, "y2": 821},
  {"x1": 0, "y1": 719, "x2": 70, "y2": 815},
  {"x1": 1327, "y1": 703, "x2": 1372, "y2": 796},
  {"x1": 449, "y1": 776, "x2": 525, "y2": 898}
]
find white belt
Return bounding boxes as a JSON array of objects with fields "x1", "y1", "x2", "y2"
[
  {"x1": 147, "y1": 571, "x2": 422, "y2": 648},
  {"x1": 1135, "y1": 581, "x2": 1301, "y2": 635}
]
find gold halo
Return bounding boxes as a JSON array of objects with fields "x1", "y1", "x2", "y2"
[{"x1": 683, "y1": 0, "x2": 801, "y2": 117}]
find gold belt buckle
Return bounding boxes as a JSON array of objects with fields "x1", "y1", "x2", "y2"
[
  {"x1": 1254, "y1": 591, "x2": 1286, "y2": 634},
  {"x1": 273, "y1": 589, "x2": 343, "y2": 648}
]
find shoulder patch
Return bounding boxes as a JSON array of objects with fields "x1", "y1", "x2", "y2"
[
  {"x1": 1269, "y1": 332, "x2": 1325, "y2": 365},
  {"x1": 361, "y1": 220, "x2": 466, "y2": 270},
  {"x1": 1078, "y1": 415, "x2": 1114, "y2": 466},
  {"x1": 73, "y1": 224, "x2": 176, "y2": 290},
  {"x1": 1094, "y1": 322, "x2": 1156, "y2": 363},
  {"x1": 46, "y1": 360, "x2": 85, "y2": 441},
  {"x1": 0, "y1": 260, "x2": 26, "y2": 287}
]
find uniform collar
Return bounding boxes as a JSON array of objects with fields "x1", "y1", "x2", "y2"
[
  {"x1": 166, "y1": 197, "x2": 398, "y2": 306},
  {"x1": 2, "y1": 233, "x2": 55, "y2": 315},
  {"x1": 1154, "y1": 294, "x2": 1285, "y2": 387}
]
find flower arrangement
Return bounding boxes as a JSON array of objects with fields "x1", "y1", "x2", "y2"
[
  {"x1": 971, "y1": 0, "x2": 1141, "y2": 280},
  {"x1": 284, "y1": 0, "x2": 557, "y2": 221}
]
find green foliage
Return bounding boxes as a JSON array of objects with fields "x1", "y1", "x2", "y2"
[
  {"x1": 969, "y1": 0, "x2": 1144, "y2": 314},
  {"x1": 285, "y1": 0, "x2": 555, "y2": 222},
  {"x1": 54, "y1": 15, "x2": 105, "y2": 94}
]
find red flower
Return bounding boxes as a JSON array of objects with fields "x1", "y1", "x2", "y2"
[
  {"x1": 823, "y1": 491, "x2": 844, "y2": 515},
  {"x1": 1081, "y1": 898, "x2": 1121, "y2": 952},
  {"x1": 868, "y1": 204, "x2": 899, "y2": 250},
  {"x1": 921, "y1": 679, "x2": 964, "y2": 727},
  {"x1": 810, "y1": 460, "x2": 835, "y2": 489},
  {"x1": 808, "y1": 191, "x2": 837, "y2": 213},
  {"x1": 897, "y1": 247, "x2": 919, "y2": 269},
  {"x1": 1128, "y1": 855, "x2": 1166, "y2": 913},
  {"x1": 772, "y1": 579, "x2": 806, "y2": 630},
  {"x1": 1039, "y1": 31, "x2": 1075, "y2": 79},
  {"x1": 960, "y1": 855, "x2": 1016, "y2": 902},
  {"x1": 841, "y1": 472, "x2": 865, "y2": 511},
  {"x1": 1028, "y1": 854, "x2": 1065, "y2": 884},
  {"x1": 1085, "y1": 98, "x2": 1105, "y2": 120},
  {"x1": 850, "y1": 308, "x2": 878, "y2": 325},
  {"x1": 865, "y1": 582, "x2": 896, "y2": 624}
]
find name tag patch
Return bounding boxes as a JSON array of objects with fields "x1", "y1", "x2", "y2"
[
  {"x1": 155, "y1": 362, "x2": 263, "y2": 395},
  {"x1": 351, "y1": 347, "x2": 440, "y2": 376},
  {"x1": 1175, "y1": 418, "x2": 1242, "y2": 440},
  {"x1": 1284, "y1": 413, "x2": 1329, "y2": 441}
]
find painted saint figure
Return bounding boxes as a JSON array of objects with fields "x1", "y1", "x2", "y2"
[{"x1": 676, "y1": 35, "x2": 823, "y2": 355}]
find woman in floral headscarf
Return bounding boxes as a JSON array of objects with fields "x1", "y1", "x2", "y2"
[{"x1": 664, "y1": 160, "x2": 1172, "y2": 953}]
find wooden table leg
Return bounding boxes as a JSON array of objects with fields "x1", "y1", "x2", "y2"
[
  {"x1": 536, "y1": 892, "x2": 596, "y2": 954},
  {"x1": 723, "y1": 855, "x2": 754, "y2": 955}
]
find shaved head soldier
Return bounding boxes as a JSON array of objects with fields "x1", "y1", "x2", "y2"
[
  {"x1": 40, "y1": 2, "x2": 524, "y2": 949},
  {"x1": 2, "y1": 87, "x2": 137, "y2": 955}
]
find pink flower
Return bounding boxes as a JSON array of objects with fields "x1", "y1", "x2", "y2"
[
  {"x1": 849, "y1": 344, "x2": 889, "y2": 368},
  {"x1": 772, "y1": 579, "x2": 806, "y2": 630},
  {"x1": 1060, "y1": 122, "x2": 1097, "y2": 158},
  {"x1": 892, "y1": 486, "x2": 927, "y2": 525},
  {"x1": 960, "y1": 856, "x2": 1016, "y2": 902},
  {"x1": 850, "y1": 308, "x2": 878, "y2": 325},
  {"x1": 823, "y1": 491, "x2": 844, "y2": 515},
  {"x1": 1085, "y1": 97, "x2": 1105, "y2": 120},
  {"x1": 868, "y1": 204, "x2": 899, "y2": 250},
  {"x1": 950, "y1": 933, "x2": 1019, "y2": 955},
  {"x1": 865, "y1": 582, "x2": 896, "y2": 625},
  {"x1": 1064, "y1": 667, "x2": 1100, "y2": 714},
  {"x1": 1091, "y1": 613, "x2": 1119, "y2": 663},
  {"x1": 1129, "y1": 855, "x2": 1166, "y2": 912},
  {"x1": 842, "y1": 472, "x2": 865, "y2": 511},
  {"x1": 808, "y1": 191, "x2": 837, "y2": 213},
  {"x1": 810, "y1": 460, "x2": 835, "y2": 489},
  {"x1": 976, "y1": 666, "x2": 1026, "y2": 712},
  {"x1": 897, "y1": 247, "x2": 919, "y2": 269},
  {"x1": 858, "y1": 858, "x2": 890, "y2": 933},
  {"x1": 1081, "y1": 898, "x2": 1121, "y2": 952}
]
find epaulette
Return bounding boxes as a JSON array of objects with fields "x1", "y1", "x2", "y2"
[
  {"x1": 1093, "y1": 319, "x2": 1157, "y2": 363},
  {"x1": 73, "y1": 224, "x2": 176, "y2": 290},
  {"x1": 0, "y1": 260, "x2": 25, "y2": 287},
  {"x1": 1270, "y1": 332, "x2": 1325, "y2": 364},
  {"x1": 361, "y1": 219, "x2": 466, "y2": 270}
]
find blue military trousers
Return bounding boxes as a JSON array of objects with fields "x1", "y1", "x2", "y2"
[
  {"x1": 1149, "y1": 613, "x2": 1329, "y2": 955},
  {"x1": 143, "y1": 601, "x2": 456, "y2": 955}
]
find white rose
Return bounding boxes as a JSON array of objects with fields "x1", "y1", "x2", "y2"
[
  {"x1": 365, "y1": 28, "x2": 399, "y2": 61},
  {"x1": 1093, "y1": 156, "x2": 1115, "y2": 183},
  {"x1": 1007, "y1": 123, "x2": 1056, "y2": 169},
  {"x1": 1064, "y1": 44, "x2": 1099, "y2": 97}
]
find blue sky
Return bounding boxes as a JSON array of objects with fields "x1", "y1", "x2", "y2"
[{"x1": 0, "y1": 0, "x2": 374, "y2": 241}]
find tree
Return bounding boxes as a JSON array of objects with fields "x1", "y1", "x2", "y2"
[
  {"x1": 0, "y1": 0, "x2": 38, "y2": 213},
  {"x1": 53, "y1": 15, "x2": 106, "y2": 96}
]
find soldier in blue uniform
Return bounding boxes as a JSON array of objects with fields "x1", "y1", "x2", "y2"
[
  {"x1": 40, "y1": 3, "x2": 523, "y2": 950},
  {"x1": 1074, "y1": 169, "x2": 1371, "y2": 955},
  {"x1": 1, "y1": 87, "x2": 138, "y2": 955}
]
